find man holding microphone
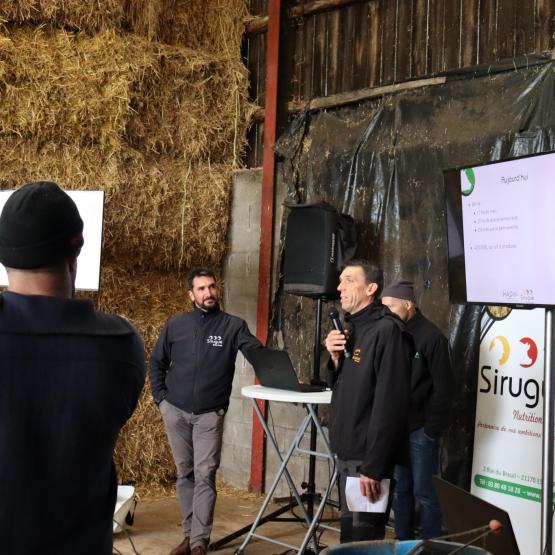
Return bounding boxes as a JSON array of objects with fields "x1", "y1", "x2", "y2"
[{"x1": 325, "y1": 260, "x2": 413, "y2": 542}]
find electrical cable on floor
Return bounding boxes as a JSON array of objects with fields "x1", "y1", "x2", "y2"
[{"x1": 113, "y1": 518, "x2": 142, "y2": 555}]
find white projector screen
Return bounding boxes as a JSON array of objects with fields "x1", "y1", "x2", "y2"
[
  {"x1": 445, "y1": 150, "x2": 555, "y2": 307},
  {"x1": 0, "y1": 190, "x2": 104, "y2": 291}
]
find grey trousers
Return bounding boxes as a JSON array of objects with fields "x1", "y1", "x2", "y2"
[{"x1": 160, "y1": 400, "x2": 225, "y2": 550}]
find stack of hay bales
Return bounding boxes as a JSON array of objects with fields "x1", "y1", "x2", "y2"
[{"x1": 0, "y1": 0, "x2": 252, "y2": 491}]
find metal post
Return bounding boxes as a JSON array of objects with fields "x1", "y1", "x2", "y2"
[
  {"x1": 541, "y1": 308, "x2": 554, "y2": 555},
  {"x1": 307, "y1": 297, "x2": 323, "y2": 521},
  {"x1": 250, "y1": 0, "x2": 283, "y2": 495}
]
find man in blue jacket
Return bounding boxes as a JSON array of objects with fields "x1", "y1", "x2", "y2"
[
  {"x1": 325, "y1": 260, "x2": 413, "y2": 543},
  {"x1": 0, "y1": 181, "x2": 145, "y2": 555},
  {"x1": 150, "y1": 268, "x2": 262, "y2": 555}
]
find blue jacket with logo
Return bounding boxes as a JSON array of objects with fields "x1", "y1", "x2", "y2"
[
  {"x1": 149, "y1": 305, "x2": 262, "y2": 413},
  {"x1": 327, "y1": 301, "x2": 413, "y2": 480}
]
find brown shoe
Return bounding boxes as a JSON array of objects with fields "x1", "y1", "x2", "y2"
[
  {"x1": 191, "y1": 546, "x2": 206, "y2": 555},
  {"x1": 169, "y1": 537, "x2": 191, "y2": 555}
]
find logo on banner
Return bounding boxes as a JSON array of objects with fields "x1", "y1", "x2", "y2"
[
  {"x1": 519, "y1": 337, "x2": 538, "y2": 368},
  {"x1": 487, "y1": 335, "x2": 538, "y2": 367},
  {"x1": 481, "y1": 335, "x2": 541, "y2": 408}
]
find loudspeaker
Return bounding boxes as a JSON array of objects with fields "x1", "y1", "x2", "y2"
[{"x1": 283, "y1": 202, "x2": 356, "y2": 298}]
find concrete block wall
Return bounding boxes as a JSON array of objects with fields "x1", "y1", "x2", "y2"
[
  {"x1": 221, "y1": 168, "x2": 335, "y2": 500},
  {"x1": 220, "y1": 168, "x2": 261, "y2": 488}
]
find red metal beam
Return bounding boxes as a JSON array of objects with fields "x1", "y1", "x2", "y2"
[{"x1": 250, "y1": 0, "x2": 282, "y2": 494}]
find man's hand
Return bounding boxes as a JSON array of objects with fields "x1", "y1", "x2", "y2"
[
  {"x1": 359, "y1": 474, "x2": 381, "y2": 503},
  {"x1": 325, "y1": 329, "x2": 347, "y2": 369}
]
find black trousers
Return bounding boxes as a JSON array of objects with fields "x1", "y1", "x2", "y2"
[{"x1": 338, "y1": 459, "x2": 395, "y2": 543}]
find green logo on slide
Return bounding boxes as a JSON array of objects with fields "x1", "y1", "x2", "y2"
[{"x1": 461, "y1": 168, "x2": 476, "y2": 196}]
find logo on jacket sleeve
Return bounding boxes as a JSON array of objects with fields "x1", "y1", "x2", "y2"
[
  {"x1": 207, "y1": 335, "x2": 223, "y2": 347},
  {"x1": 352, "y1": 348, "x2": 361, "y2": 363}
]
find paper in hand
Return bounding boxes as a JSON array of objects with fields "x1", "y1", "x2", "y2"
[{"x1": 345, "y1": 477, "x2": 390, "y2": 513}]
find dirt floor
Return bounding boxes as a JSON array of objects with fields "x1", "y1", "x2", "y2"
[{"x1": 113, "y1": 491, "x2": 345, "y2": 555}]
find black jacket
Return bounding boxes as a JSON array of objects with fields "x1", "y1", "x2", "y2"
[
  {"x1": 327, "y1": 301, "x2": 413, "y2": 480},
  {"x1": 407, "y1": 309, "x2": 453, "y2": 439},
  {"x1": 0, "y1": 292, "x2": 145, "y2": 555},
  {"x1": 149, "y1": 305, "x2": 262, "y2": 413}
]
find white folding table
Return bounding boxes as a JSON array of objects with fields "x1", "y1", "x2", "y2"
[{"x1": 235, "y1": 384, "x2": 338, "y2": 554}]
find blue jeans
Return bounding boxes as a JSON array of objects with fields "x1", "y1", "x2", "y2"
[{"x1": 393, "y1": 427, "x2": 442, "y2": 539}]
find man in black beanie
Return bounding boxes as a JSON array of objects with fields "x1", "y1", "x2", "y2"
[
  {"x1": 0, "y1": 182, "x2": 145, "y2": 555},
  {"x1": 381, "y1": 280, "x2": 453, "y2": 541}
]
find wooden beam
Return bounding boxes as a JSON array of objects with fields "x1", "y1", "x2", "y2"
[
  {"x1": 288, "y1": 76, "x2": 447, "y2": 112},
  {"x1": 250, "y1": 76, "x2": 447, "y2": 122},
  {"x1": 289, "y1": 0, "x2": 366, "y2": 19},
  {"x1": 245, "y1": 15, "x2": 269, "y2": 35},
  {"x1": 250, "y1": 0, "x2": 283, "y2": 496},
  {"x1": 245, "y1": 0, "x2": 368, "y2": 35}
]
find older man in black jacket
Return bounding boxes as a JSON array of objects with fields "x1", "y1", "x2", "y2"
[
  {"x1": 150, "y1": 268, "x2": 262, "y2": 555},
  {"x1": 325, "y1": 260, "x2": 413, "y2": 543},
  {"x1": 382, "y1": 280, "x2": 453, "y2": 540}
]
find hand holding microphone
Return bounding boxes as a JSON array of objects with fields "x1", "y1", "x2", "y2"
[{"x1": 326, "y1": 308, "x2": 351, "y2": 367}]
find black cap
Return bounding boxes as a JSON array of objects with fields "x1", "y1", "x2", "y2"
[
  {"x1": 0, "y1": 181, "x2": 84, "y2": 270},
  {"x1": 381, "y1": 280, "x2": 416, "y2": 302}
]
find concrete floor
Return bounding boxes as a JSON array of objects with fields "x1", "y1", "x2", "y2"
[{"x1": 113, "y1": 492, "x2": 344, "y2": 555}]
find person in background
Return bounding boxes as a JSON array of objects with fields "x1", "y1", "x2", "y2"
[
  {"x1": 0, "y1": 181, "x2": 145, "y2": 555},
  {"x1": 382, "y1": 280, "x2": 453, "y2": 540},
  {"x1": 325, "y1": 260, "x2": 413, "y2": 542},
  {"x1": 150, "y1": 268, "x2": 262, "y2": 555}
]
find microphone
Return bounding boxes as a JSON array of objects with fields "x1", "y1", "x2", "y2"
[
  {"x1": 447, "y1": 520, "x2": 503, "y2": 554},
  {"x1": 328, "y1": 307, "x2": 351, "y2": 358}
]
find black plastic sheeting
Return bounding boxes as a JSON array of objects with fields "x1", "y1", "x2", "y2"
[{"x1": 270, "y1": 60, "x2": 555, "y2": 489}]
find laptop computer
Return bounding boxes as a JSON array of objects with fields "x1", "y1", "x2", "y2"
[
  {"x1": 249, "y1": 348, "x2": 328, "y2": 393},
  {"x1": 428, "y1": 476, "x2": 520, "y2": 555}
]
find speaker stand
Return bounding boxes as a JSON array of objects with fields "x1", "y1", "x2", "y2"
[{"x1": 209, "y1": 296, "x2": 339, "y2": 553}]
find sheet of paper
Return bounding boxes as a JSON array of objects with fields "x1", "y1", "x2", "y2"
[{"x1": 345, "y1": 477, "x2": 390, "y2": 513}]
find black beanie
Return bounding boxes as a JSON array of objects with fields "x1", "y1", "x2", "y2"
[
  {"x1": 0, "y1": 181, "x2": 84, "y2": 270},
  {"x1": 381, "y1": 280, "x2": 416, "y2": 302}
]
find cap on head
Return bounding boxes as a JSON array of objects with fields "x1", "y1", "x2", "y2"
[
  {"x1": 381, "y1": 280, "x2": 416, "y2": 302},
  {"x1": 0, "y1": 181, "x2": 84, "y2": 270}
]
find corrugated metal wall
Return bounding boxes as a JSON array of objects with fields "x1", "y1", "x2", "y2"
[{"x1": 244, "y1": 0, "x2": 555, "y2": 167}]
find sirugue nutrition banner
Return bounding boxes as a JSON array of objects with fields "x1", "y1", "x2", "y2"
[{"x1": 471, "y1": 307, "x2": 546, "y2": 554}]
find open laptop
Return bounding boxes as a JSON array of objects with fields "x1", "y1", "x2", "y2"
[
  {"x1": 249, "y1": 348, "x2": 328, "y2": 393},
  {"x1": 427, "y1": 476, "x2": 520, "y2": 555}
]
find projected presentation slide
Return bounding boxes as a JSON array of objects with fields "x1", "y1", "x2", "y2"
[
  {"x1": 0, "y1": 190, "x2": 104, "y2": 291},
  {"x1": 460, "y1": 153, "x2": 555, "y2": 306}
]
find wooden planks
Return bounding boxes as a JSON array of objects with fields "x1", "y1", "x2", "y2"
[{"x1": 244, "y1": 0, "x2": 555, "y2": 166}]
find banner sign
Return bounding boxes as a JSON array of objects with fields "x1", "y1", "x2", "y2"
[{"x1": 471, "y1": 307, "x2": 546, "y2": 554}]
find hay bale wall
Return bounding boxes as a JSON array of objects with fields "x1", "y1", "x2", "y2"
[
  {"x1": 0, "y1": 0, "x2": 247, "y2": 56},
  {"x1": 0, "y1": 1, "x2": 252, "y2": 490}
]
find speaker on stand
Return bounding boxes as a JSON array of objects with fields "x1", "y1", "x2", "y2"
[{"x1": 283, "y1": 202, "x2": 356, "y2": 548}]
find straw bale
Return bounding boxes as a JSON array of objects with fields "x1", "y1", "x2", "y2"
[
  {"x1": 0, "y1": 27, "x2": 252, "y2": 162},
  {"x1": 109, "y1": 152, "x2": 234, "y2": 273},
  {"x1": 125, "y1": 40, "x2": 251, "y2": 161},
  {"x1": 0, "y1": 139, "x2": 120, "y2": 190},
  {"x1": 0, "y1": 0, "x2": 125, "y2": 34},
  {"x1": 0, "y1": 27, "x2": 131, "y2": 149},
  {"x1": 95, "y1": 265, "x2": 187, "y2": 487},
  {"x1": 2, "y1": 0, "x2": 249, "y2": 60},
  {"x1": 0, "y1": 139, "x2": 234, "y2": 273},
  {"x1": 126, "y1": 0, "x2": 248, "y2": 59}
]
